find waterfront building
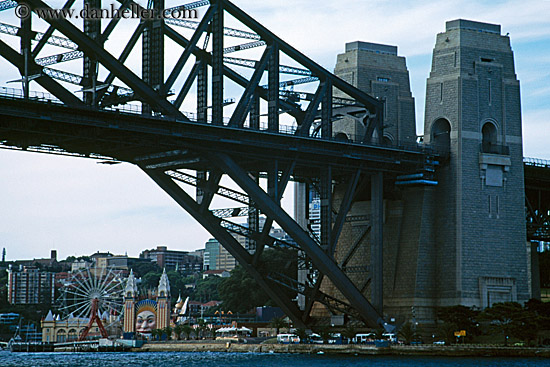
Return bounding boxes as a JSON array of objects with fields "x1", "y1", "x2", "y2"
[
  {"x1": 122, "y1": 269, "x2": 171, "y2": 337},
  {"x1": 139, "y1": 246, "x2": 202, "y2": 274},
  {"x1": 41, "y1": 310, "x2": 111, "y2": 342},
  {"x1": 6, "y1": 265, "x2": 55, "y2": 305}
]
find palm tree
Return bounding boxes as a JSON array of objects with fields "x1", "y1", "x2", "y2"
[
  {"x1": 173, "y1": 324, "x2": 185, "y2": 341},
  {"x1": 397, "y1": 322, "x2": 416, "y2": 345},
  {"x1": 270, "y1": 316, "x2": 286, "y2": 336},
  {"x1": 151, "y1": 328, "x2": 162, "y2": 341},
  {"x1": 197, "y1": 318, "x2": 207, "y2": 339},
  {"x1": 164, "y1": 326, "x2": 173, "y2": 340},
  {"x1": 182, "y1": 325, "x2": 193, "y2": 340},
  {"x1": 294, "y1": 328, "x2": 307, "y2": 343},
  {"x1": 342, "y1": 325, "x2": 357, "y2": 344}
]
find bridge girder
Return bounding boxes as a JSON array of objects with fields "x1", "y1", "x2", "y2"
[{"x1": 0, "y1": 0, "x2": 443, "y2": 328}]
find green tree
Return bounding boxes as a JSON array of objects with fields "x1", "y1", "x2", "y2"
[
  {"x1": 342, "y1": 325, "x2": 357, "y2": 344},
  {"x1": 269, "y1": 316, "x2": 286, "y2": 335},
  {"x1": 218, "y1": 266, "x2": 269, "y2": 313},
  {"x1": 173, "y1": 324, "x2": 184, "y2": 340},
  {"x1": 539, "y1": 251, "x2": 550, "y2": 288},
  {"x1": 163, "y1": 326, "x2": 173, "y2": 340},
  {"x1": 316, "y1": 326, "x2": 331, "y2": 344},
  {"x1": 295, "y1": 328, "x2": 307, "y2": 343},
  {"x1": 151, "y1": 328, "x2": 162, "y2": 341},
  {"x1": 438, "y1": 322, "x2": 457, "y2": 345},
  {"x1": 217, "y1": 248, "x2": 298, "y2": 312},
  {"x1": 397, "y1": 322, "x2": 417, "y2": 345},
  {"x1": 141, "y1": 271, "x2": 162, "y2": 291},
  {"x1": 437, "y1": 305, "x2": 480, "y2": 337},
  {"x1": 480, "y1": 302, "x2": 523, "y2": 346},
  {"x1": 131, "y1": 262, "x2": 160, "y2": 278},
  {"x1": 181, "y1": 324, "x2": 193, "y2": 340},
  {"x1": 192, "y1": 276, "x2": 222, "y2": 302}
]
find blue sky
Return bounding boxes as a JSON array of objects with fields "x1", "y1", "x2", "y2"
[{"x1": 0, "y1": 0, "x2": 549, "y2": 260}]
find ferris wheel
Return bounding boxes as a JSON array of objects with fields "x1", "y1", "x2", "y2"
[{"x1": 57, "y1": 266, "x2": 125, "y2": 320}]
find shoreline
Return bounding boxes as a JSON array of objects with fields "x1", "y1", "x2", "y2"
[{"x1": 128, "y1": 341, "x2": 550, "y2": 357}]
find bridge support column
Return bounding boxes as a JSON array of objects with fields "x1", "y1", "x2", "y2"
[
  {"x1": 210, "y1": 152, "x2": 383, "y2": 327},
  {"x1": 20, "y1": 13, "x2": 31, "y2": 99},
  {"x1": 83, "y1": 0, "x2": 100, "y2": 105},
  {"x1": 371, "y1": 172, "x2": 383, "y2": 315},
  {"x1": 142, "y1": 0, "x2": 164, "y2": 114}
]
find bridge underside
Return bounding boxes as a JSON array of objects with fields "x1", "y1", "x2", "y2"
[
  {"x1": 525, "y1": 160, "x2": 550, "y2": 243},
  {"x1": 0, "y1": 0, "x2": 437, "y2": 328}
]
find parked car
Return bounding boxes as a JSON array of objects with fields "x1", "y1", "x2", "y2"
[
  {"x1": 277, "y1": 333, "x2": 300, "y2": 344},
  {"x1": 352, "y1": 333, "x2": 375, "y2": 344}
]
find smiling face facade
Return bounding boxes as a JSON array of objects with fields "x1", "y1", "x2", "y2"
[{"x1": 135, "y1": 300, "x2": 157, "y2": 334}]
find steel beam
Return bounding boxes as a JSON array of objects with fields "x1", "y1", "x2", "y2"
[
  {"x1": 210, "y1": 152, "x2": 383, "y2": 327},
  {"x1": 24, "y1": 0, "x2": 184, "y2": 118},
  {"x1": 211, "y1": 0, "x2": 224, "y2": 125},
  {"x1": 0, "y1": 39, "x2": 84, "y2": 107},
  {"x1": 227, "y1": 45, "x2": 273, "y2": 127},
  {"x1": 197, "y1": 60, "x2": 208, "y2": 122},
  {"x1": 97, "y1": 22, "x2": 146, "y2": 105},
  {"x1": 222, "y1": 0, "x2": 383, "y2": 114},
  {"x1": 83, "y1": 0, "x2": 100, "y2": 105},
  {"x1": 143, "y1": 168, "x2": 306, "y2": 328},
  {"x1": 295, "y1": 82, "x2": 325, "y2": 136},
  {"x1": 267, "y1": 43, "x2": 279, "y2": 132},
  {"x1": 20, "y1": 11, "x2": 31, "y2": 99},
  {"x1": 370, "y1": 172, "x2": 383, "y2": 314},
  {"x1": 31, "y1": 0, "x2": 76, "y2": 58},
  {"x1": 163, "y1": 25, "x2": 304, "y2": 121},
  {"x1": 174, "y1": 60, "x2": 202, "y2": 109},
  {"x1": 320, "y1": 166, "x2": 332, "y2": 253},
  {"x1": 142, "y1": 0, "x2": 165, "y2": 114},
  {"x1": 330, "y1": 169, "x2": 361, "y2": 254},
  {"x1": 322, "y1": 80, "x2": 332, "y2": 139},
  {"x1": 161, "y1": 3, "x2": 216, "y2": 96}
]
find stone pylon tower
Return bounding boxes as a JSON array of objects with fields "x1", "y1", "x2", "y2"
[
  {"x1": 424, "y1": 19, "x2": 529, "y2": 308},
  {"x1": 156, "y1": 268, "x2": 171, "y2": 329},
  {"x1": 305, "y1": 41, "x2": 420, "y2": 319},
  {"x1": 123, "y1": 269, "x2": 138, "y2": 333},
  {"x1": 333, "y1": 41, "x2": 417, "y2": 145}
]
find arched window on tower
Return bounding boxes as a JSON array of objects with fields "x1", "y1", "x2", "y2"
[
  {"x1": 431, "y1": 118, "x2": 451, "y2": 156},
  {"x1": 481, "y1": 122, "x2": 498, "y2": 154}
]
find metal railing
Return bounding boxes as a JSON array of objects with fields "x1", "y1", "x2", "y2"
[
  {"x1": 480, "y1": 142, "x2": 510, "y2": 155},
  {"x1": 0, "y1": 86, "x2": 433, "y2": 155},
  {"x1": 524, "y1": 157, "x2": 550, "y2": 167}
]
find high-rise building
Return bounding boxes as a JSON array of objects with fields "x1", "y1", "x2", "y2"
[
  {"x1": 203, "y1": 238, "x2": 237, "y2": 271},
  {"x1": 139, "y1": 246, "x2": 202, "y2": 274},
  {"x1": 7, "y1": 265, "x2": 55, "y2": 305}
]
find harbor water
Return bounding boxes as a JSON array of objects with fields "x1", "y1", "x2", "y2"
[{"x1": 0, "y1": 351, "x2": 549, "y2": 367}]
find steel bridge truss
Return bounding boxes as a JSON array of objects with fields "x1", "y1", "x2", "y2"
[
  {"x1": 524, "y1": 159, "x2": 550, "y2": 242},
  {"x1": 0, "y1": 0, "x2": 397, "y2": 328}
]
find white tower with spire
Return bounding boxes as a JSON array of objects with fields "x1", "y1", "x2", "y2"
[
  {"x1": 156, "y1": 268, "x2": 171, "y2": 329},
  {"x1": 123, "y1": 269, "x2": 139, "y2": 333}
]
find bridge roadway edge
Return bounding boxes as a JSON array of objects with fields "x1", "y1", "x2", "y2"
[{"x1": 0, "y1": 96, "x2": 429, "y2": 176}]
